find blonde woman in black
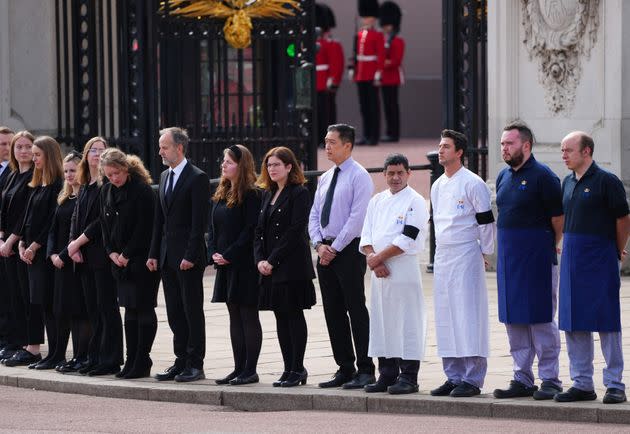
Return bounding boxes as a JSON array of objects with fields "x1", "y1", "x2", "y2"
[
  {"x1": 48, "y1": 151, "x2": 91, "y2": 372},
  {"x1": 6, "y1": 136, "x2": 63, "y2": 368},
  {"x1": 100, "y1": 148, "x2": 159, "y2": 379},
  {"x1": 208, "y1": 145, "x2": 262, "y2": 385},
  {"x1": 0, "y1": 131, "x2": 34, "y2": 363},
  {"x1": 67, "y1": 137, "x2": 123, "y2": 376}
]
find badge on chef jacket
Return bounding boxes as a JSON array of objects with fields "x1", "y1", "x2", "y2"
[
  {"x1": 456, "y1": 199, "x2": 465, "y2": 210},
  {"x1": 396, "y1": 215, "x2": 404, "y2": 224},
  {"x1": 583, "y1": 187, "x2": 591, "y2": 197},
  {"x1": 519, "y1": 180, "x2": 528, "y2": 191}
]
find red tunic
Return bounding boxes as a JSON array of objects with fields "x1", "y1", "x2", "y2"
[
  {"x1": 316, "y1": 34, "x2": 344, "y2": 92},
  {"x1": 381, "y1": 35, "x2": 405, "y2": 86},
  {"x1": 353, "y1": 28, "x2": 385, "y2": 82}
]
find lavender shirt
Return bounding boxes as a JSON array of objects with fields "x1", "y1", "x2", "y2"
[{"x1": 308, "y1": 157, "x2": 374, "y2": 252}]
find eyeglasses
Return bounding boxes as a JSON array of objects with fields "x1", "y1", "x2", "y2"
[
  {"x1": 266, "y1": 162, "x2": 284, "y2": 169},
  {"x1": 89, "y1": 148, "x2": 105, "y2": 154}
]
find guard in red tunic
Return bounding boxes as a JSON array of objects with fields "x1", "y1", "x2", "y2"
[
  {"x1": 350, "y1": 0, "x2": 385, "y2": 146},
  {"x1": 379, "y1": 1, "x2": 404, "y2": 143},
  {"x1": 315, "y1": 4, "x2": 344, "y2": 148}
]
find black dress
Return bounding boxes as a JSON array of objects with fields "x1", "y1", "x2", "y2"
[
  {"x1": 207, "y1": 189, "x2": 261, "y2": 306},
  {"x1": 20, "y1": 178, "x2": 63, "y2": 305},
  {"x1": 47, "y1": 196, "x2": 85, "y2": 316},
  {"x1": 254, "y1": 184, "x2": 316, "y2": 312},
  {"x1": 100, "y1": 177, "x2": 159, "y2": 309}
]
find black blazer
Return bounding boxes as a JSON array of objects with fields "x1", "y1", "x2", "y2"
[
  {"x1": 254, "y1": 183, "x2": 315, "y2": 284},
  {"x1": 0, "y1": 168, "x2": 32, "y2": 239},
  {"x1": 207, "y1": 188, "x2": 261, "y2": 266},
  {"x1": 70, "y1": 181, "x2": 108, "y2": 269},
  {"x1": 20, "y1": 178, "x2": 63, "y2": 247},
  {"x1": 0, "y1": 164, "x2": 11, "y2": 196},
  {"x1": 149, "y1": 161, "x2": 210, "y2": 269}
]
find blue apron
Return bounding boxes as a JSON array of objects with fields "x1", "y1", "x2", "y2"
[
  {"x1": 497, "y1": 228, "x2": 554, "y2": 324},
  {"x1": 559, "y1": 232, "x2": 621, "y2": 332}
]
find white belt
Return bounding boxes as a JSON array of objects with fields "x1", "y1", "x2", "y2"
[
  {"x1": 356, "y1": 55, "x2": 377, "y2": 62},
  {"x1": 316, "y1": 64, "x2": 330, "y2": 71}
]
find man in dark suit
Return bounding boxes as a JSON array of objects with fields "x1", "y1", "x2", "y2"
[
  {"x1": 0, "y1": 126, "x2": 14, "y2": 353},
  {"x1": 147, "y1": 127, "x2": 210, "y2": 382}
]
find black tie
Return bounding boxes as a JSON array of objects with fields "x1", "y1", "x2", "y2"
[
  {"x1": 165, "y1": 170, "x2": 175, "y2": 204},
  {"x1": 320, "y1": 167, "x2": 340, "y2": 228}
]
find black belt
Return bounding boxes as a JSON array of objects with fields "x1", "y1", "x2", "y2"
[{"x1": 321, "y1": 237, "x2": 360, "y2": 249}]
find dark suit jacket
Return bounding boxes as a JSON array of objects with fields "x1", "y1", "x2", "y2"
[
  {"x1": 70, "y1": 182, "x2": 108, "y2": 269},
  {"x1": 149, "y1": 161, "x2": 210, "y2": 269},
  {"x1": 254, "y1": 183, "x2": 315, "y2": 284},
  {"x1": 0, "y1": 163, "x2": 11, "y2": 196}
]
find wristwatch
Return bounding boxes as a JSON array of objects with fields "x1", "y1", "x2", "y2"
[{"x1": 312, "y1": 240, "x2": 322, "y2": 251}]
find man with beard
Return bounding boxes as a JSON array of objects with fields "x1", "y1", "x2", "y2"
[{"x1": 493, "y1": 122, "x2": 564, "y2": 400}]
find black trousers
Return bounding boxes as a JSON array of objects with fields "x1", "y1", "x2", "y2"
[
  {"x1": 10, "y1": 257, "x2": 45, "y2": 345},
  {"x1": 161, "y1": 264, "x2": 206, "y2": 370},
  {"x1": 80, "y1": 267, "x2": 123, "y2": 367},
  {"x1": 0, "y1": 257, "x2": 13, "y2": 344},
  {"x1": 381, "y1": 85, "x2": 400, "y2": 140},
  {"x1": 317, "y1": 238, "x2": 374, "y2": 375},
  {"x1": 123, "y1": 308, "x2": 157, "y2": 371},
  {"x1": 356, "y1": 81, "x2": 380, "y2": 144},
  {"x1": 317, "y1": 91, "x2": 337, "y2": 146},
  {"x1": 378, "y1": 357, "x2": 420, "y2": 384}
]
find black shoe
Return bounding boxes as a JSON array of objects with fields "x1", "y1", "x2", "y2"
[
  {"x1": 430, "y1": 380, "x2": 458, "y2": 396},
  {"x1": 388, "y1": 379, "x2": 419, "y2": 395},
  {"x1": 87, "y1": 364, "x2": 121, "y2": 376},
  {"x1": 4, "y1": 350, "x2": 42, "y2": 367},
  {"x1": 281, "y1": 369, "x2": 308, "y2": 387},
  {"x1": 174, "y1": 367, "x2": 205, "y2": 383},
  {"x1": 533, "y1": 381, "x2": 562, "y2": 400},
  {"x1": 78, "y1": 361, "x2": 98, "y2": 375},
  {"x1": 123, "y1": 366, "x2": 151, "y2": 379},
  {"x1": 116, "y1": 360, "x2": 135, "y2": 378},
  {"x1": 342, "y1": 373, "x2": 376, "y2": 390},
  {"x1": 365, "y1": 378, "x2": 396, "y2": 393},
  {"x1": 493, "y1": 380, "x2": 538, "y2": 399},
  {"x1": 215, "y1": 371, "x2": 240, "y2": 385},
  {"x1": 273, "y1": 372, "x2": 290, "y2": 387},
  {"x1": 0, "y1": 346, "x2": 19, "y2": 361},
  {"x1": 554, "y1": 387, "x2": 597, "y2": 402},
  {"x1": 34, "y1": 358, "x2": 65, "y2": 370},
  {"x1": 450, "y1": 381, "x2": 481, "y2": 397},
  {"x1": 603, "y1": 388, "x2": 627, "y2": 404},
  {"x1": 318, "y1": 371, "x2": 355, "y2": 388},
  {"x1": 229, "y1": 372, "x2": 259, "y2": 386},
  {"x1": 154, "y1": 365, "x2": 183, "y2": 381},
  {"x1": 380, "y1": 135, "x2": 399, "y2": 143}
]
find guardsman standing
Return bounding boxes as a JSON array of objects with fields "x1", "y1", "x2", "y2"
[
  {"x1": 554, "y1": 131, "x2": 630, "y2": 405},
  {"x1": 350, "y1": 0, "x2": 385, "y2": 146},
  {"x1": 378, "y1": 1, "x2": 404, "y2": 143},
  {"x1": 315, "y1": 4, "x2": 344, "y2": 147}
]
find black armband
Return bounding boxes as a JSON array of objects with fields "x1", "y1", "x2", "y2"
[
  {"x1": 475, "y1": 210, "x2": 495, "y2": 225},
  {"x1": 402, "y1": 225, "x2": 420, "y2": 240}
]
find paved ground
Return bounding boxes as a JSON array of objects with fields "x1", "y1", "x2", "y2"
[
  {"x1": 1, "y1": 386, "x2": 627, "y2": 434},
  {"x1": 1, "y1": 140, "x2": 630, "y2": 426}
]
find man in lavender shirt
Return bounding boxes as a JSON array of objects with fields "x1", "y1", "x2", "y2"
[{"x1": 309, "y1": 123, "x2": 376, "y2": 389}]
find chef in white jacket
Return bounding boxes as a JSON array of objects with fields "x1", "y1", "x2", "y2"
[
  {"x1": 429, "y1": 129, "x2": 495, "y2": 398},
  {"x1": 359, "y1": 153, "x2": 429, "y2": 395}
]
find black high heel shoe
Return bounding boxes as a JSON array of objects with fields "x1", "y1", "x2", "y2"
[
  {"x1": 273, "y1": 371, "x2": 290, "y2": 387},
  {"x1": 215, "y1": 371, "x2": 240, "y2": 385},
  {"x1": 281, "y1": 369, "x2": 308, "y2": 387}
]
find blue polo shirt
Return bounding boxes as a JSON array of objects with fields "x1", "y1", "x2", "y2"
[
  {"x1": 496, "y1": 154, "x2": 563, "y2": 230},
  {"x1": 562, "y1": 161, "x2": 629, "y2": 241}
]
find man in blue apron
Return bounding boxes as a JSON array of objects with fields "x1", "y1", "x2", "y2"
[
  {"x1": 554, "y1": 131, "x2": 630, "y2": 404},
  {"x1": 493, "y1": 122, "x2": 564, "y2": 401}
]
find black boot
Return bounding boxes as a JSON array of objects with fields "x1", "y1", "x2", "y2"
[
  {"x1": 117, "y1": 313, "x2": 138, "y2": 378},
  {"x1": 124, "y1": 310, "x2": 156, "y2": 379}
]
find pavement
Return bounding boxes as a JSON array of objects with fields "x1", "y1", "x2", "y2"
[{"x1": 1, "y1": 140, "x2": 630, "y2": 425}]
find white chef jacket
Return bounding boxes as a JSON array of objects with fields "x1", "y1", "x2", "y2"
[{"x1": 359, "y1": 186, "x2": 429, "y2": 360}]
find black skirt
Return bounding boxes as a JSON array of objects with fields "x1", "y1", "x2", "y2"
[
  {"x1": 259, "y1": 278, "x2": 316, "y2": 312},
  {"x1": 53, "y1": 263, "x2": 86, "y2": 317},
  {"x1": 212, "y1": 264, "x2": 259, "y2": 306},
  {"x1": 112, "y1": 259, "x2": 159, "y2": 309}
]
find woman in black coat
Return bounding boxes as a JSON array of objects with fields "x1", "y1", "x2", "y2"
[
  {"x1": 47, "y1": 151, "x2": 91, "y2": 372},
  {"x1": 9, "y1": 136, "x2": 63, "y2": 369},
  {"x1": 254, "y1": 146, "x2": 316, "y2": 387},
  {"x1": 0, "y1": 131, "x2": 34, "y2": 363},
  {"x1": 67, "y1": 137, "x2": 123, "y2": 376},
  {"x1": 208, "y1": 145, "x2": 262, "y2": 385},
  {"x1": 99, "y1": 148, "x2": 159, "y2": 379}
]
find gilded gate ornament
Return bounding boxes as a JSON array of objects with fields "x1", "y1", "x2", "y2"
[
  {"x1": 521, "y1": 0, "x2": 600, "y2": 114},
  {"x1": 163, "y1": 0, "x2": 301, "y2": 49}
]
